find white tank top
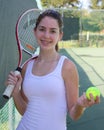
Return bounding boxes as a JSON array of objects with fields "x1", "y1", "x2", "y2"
[{"x1": 16, "y1": 56, "x2": 68, "y2": 130}]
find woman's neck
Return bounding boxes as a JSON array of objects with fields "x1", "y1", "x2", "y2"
[{"x1": 37, "y1": 50, "x2": 60, "y2": 62}]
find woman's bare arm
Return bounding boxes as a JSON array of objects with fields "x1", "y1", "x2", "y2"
[
  {"x1": 12, "y1": 63, "x2": 28, "y2": 115},
  {"x1": 63, "y1": 59, "x2": 100, "y2": 120}
]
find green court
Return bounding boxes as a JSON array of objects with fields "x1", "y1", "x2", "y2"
[{"x1": 60, "y1": 48, "x2": 104, "y2": 130}]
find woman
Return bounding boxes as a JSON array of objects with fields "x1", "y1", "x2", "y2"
[{"x1": 6, "y1": 9, "x2": 100, "y2": 130}]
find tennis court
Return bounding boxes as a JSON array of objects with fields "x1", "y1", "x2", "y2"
[{"x1": 60, "y1": 47, "x2": 104, "y2": 130}]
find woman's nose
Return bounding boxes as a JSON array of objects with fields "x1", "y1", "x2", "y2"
[{"x1": 44, "y1": 31, "x2": 50, "y2": 38}]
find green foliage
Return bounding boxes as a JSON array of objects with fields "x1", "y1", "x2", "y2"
[
  {"x1": 62, "y1": 9, "x2": 80, "y2": 18},
  {"x1": 82, "y1": 10, "x2": 104, "y2": 32},
  {"x1": 41, "y1": 0, "x2": 80, "y2": 8},
  {"x1": 90, "y1": 0, "x2": 104, "y2": 9}
]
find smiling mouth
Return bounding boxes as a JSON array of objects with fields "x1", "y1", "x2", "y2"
[{"x1": 41, "y1": 40, "x2": 51, "y2": 45}]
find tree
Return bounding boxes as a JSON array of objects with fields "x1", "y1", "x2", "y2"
[
  {"x1": 90, "y1": 0, "x2": 104, "y2": 9},
  {"x1": 82, "y1": 10, "x2": 104, "y2": 32},
  {"x1": 41, "y1": 0, "x2": 80, "y2": 8}
]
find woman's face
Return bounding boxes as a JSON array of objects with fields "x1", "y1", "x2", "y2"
[{"x1": 34, "y1": 16, "x2": 63, "y2": 51}]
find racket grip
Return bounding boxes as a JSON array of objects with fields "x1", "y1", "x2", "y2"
[{"x1": 3, "y1": 70, "x2": 21, "y2": 99}]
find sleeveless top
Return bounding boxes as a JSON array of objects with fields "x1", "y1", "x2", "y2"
[{"x1": 16, "y1": 55, "x2": 68, "y2": 130}]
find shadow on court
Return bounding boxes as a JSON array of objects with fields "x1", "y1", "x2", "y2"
[{"x1": 59, "y1": 48, "x2": 104, "y2": 130}]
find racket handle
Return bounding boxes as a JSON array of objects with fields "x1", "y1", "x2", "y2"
[
  {"x1": 3, "y1": 70, "x2": 21, "y2": 99},
  {"x1": 3, "y1": 84, "x2": 15, "y2": 99}
]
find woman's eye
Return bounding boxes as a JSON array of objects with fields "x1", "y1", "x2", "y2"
[
  {"x1": 39, "y1": 28, "x2": 44, "y2": 31},
  {"x1": 51, "y1": 30, "x2": 56, "y2": 33}
]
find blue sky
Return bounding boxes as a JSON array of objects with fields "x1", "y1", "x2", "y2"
[
  {"x1": 36, "y1": 0, "x2": 42, "y2": 9},
  {"x1": 80, "y1": 0, "x2": 90, "y2": 9}
]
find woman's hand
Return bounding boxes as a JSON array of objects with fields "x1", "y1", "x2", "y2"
[
  {"x1": 5, "y1": 71, "x2": 23, "y2": 96},
  {"x1": 77, "y1": 92, "x2": 100, "y2": 108}
]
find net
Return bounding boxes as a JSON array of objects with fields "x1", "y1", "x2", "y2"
[{"x1": 0, "y1": 98, "x2": 21, "y2": 130}]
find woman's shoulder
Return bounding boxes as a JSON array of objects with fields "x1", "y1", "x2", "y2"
[
  {"x1": 61, "y1": 55, "x2": 75, "y2": 68},
  {"x1": 62, "y1": 56, "x2": 78, "y2": 82},
  {"x1": 62, "y1": 56, "x2": 77, "y2": 74}
]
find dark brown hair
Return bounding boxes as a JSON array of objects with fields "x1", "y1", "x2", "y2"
[{"x1": 34, "y1": 9, "x2": 63, "y2": 51}]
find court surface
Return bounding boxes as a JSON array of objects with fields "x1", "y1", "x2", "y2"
[{"x1": 60, "y1": 48, "x2": 104, "y2": 130}]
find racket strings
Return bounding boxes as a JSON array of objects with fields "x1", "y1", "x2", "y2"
[{"x1": 18, "y1": 10, "x2": 40, "y2": 55}]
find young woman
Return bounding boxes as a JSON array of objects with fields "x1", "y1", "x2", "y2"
[{"x1": 6, "y1": 9, "x2": 100, "y2": 130}]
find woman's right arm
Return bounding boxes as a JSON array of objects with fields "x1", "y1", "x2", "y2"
[
  {"x1": 6, "y1": 64, "x2": 28, "y2": 115},
  {"x1": 12, "y1": 85, "x2": 28, "y2": 115}
]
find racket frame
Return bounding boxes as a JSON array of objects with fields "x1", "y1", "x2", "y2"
[{"x1": 3, "y1": 8, "x2": 40, "y2": 99}]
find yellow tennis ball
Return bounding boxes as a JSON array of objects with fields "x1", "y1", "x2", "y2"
[{"x1": 86, "y1": 87, "x2": 100, "y2": 100}]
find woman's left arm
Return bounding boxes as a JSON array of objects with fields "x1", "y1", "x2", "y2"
[{"x1": 62, "y1": 59, "x2": 100, "y2": 120}]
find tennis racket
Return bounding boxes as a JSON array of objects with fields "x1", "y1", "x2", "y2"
[{"x1": 3, "y1": 8, "x2": 41, "y2": 99}]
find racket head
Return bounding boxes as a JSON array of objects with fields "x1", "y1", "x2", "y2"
[{"x1": 15, "y1": 8, "x2": 41, "y2": 67}]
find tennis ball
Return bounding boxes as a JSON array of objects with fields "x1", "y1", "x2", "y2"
[{"x1": 86, "y1": 87, "x2": 100, "y2": 100}]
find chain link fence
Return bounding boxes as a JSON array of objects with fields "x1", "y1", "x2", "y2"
[
  {"x1": 0, "y1": 98, "x2": 21, "y2": 130},
  {"x1": 58, "y1": 9, "x2": 104, "y2": 48}
]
